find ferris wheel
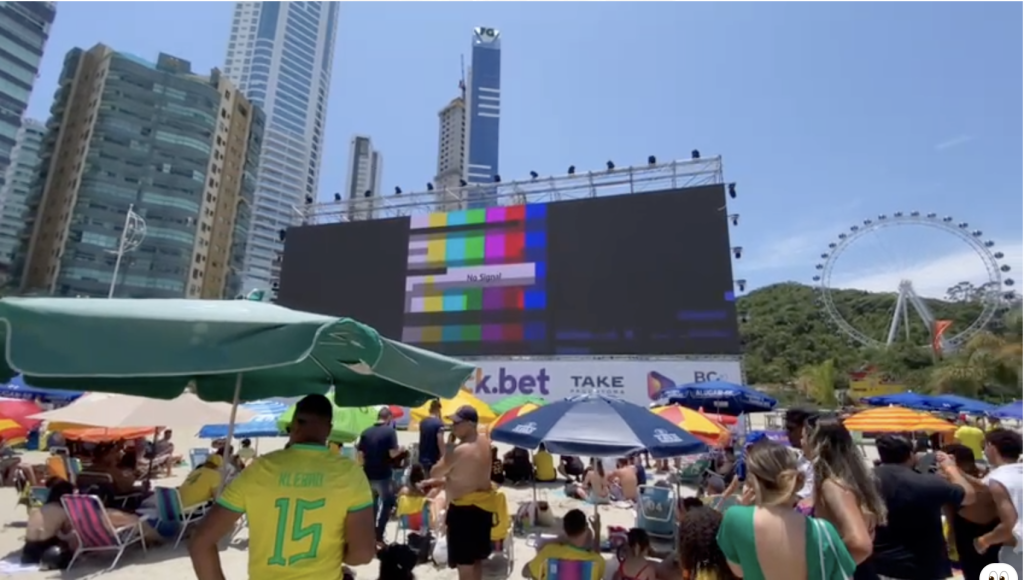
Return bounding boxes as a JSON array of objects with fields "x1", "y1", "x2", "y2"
[{"x1": 812, "y1": 211, "x2": 1013, "y2": 352}]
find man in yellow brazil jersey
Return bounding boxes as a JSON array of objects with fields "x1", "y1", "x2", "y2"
[{"x1": 189, "y1": 394, "x2": 376, "y2": 580}]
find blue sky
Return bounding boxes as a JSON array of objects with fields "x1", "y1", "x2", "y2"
[{"x1": 26, "y1": 2, "x2": 1022, "y2": 298}]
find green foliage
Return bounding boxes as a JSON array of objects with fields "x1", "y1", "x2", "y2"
[{"x1": 738, "y1": 283, "x2": 1019, "y2": 401}]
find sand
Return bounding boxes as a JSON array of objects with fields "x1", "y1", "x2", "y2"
[
  {"x1": 0, "y1": 429, "x2": 664, "y2": 580},
  {"x1": 0, "y1": 414, "x2": 901, "y2": 580}
]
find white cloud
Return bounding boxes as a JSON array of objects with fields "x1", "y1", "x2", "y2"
[
  {"x1": 934, "y1": 134, "x2": 975, "y2": 151},
  {"x1": 831, "y1": 241, "x2": 1022, "y2": 299}
]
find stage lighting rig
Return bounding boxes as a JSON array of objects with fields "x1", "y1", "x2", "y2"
[
  {"x1": 494, "y1": 175, "x2": 501, "y2": 183},
  {"x1": 736, "y1": 279, "x2": 747, "y2": 292},
  {"x1": 394, "y1": 187, "x2": 402, "y2": 195},
  {"x1": 277, "y1": 229, "x2": 286, "y2": 242},
  {"x1": 304, "y1": 195, "x2": 313, "y2": 204},
  {"x1": 691, "y1": 149, "x2": 701, "y2": 160},
  {"x1": 530, "y1": 171, "x2": 539, "y2": 180},
  {"x1": 728, "y1": 183, "x2": 737, "y2": 199},
  {"x1": 333, "y1": 193, "x2": 341, "y2": 202},
  {"x1": 648, "y1": 155, "x2": 656, "y2": 166},
  {"x1": 729, "y1": 214, "x2": 739, "y2": 226},
  {"x1": 567, "y1": 165, "x2": 576, "y2": 175},
  {"x1": 426, "y1": 183, "x2": 434, "y2": 191},
  {"x1": 606, "y1": 160, "x2": 615, "y2": 171},
  {"x1": 732, "y1": 246, "x2": 743, "y2": 259}
]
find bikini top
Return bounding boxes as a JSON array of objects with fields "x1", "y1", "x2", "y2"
[{"x1": 617, "y1": 560, "x2": 651, "y2": 580}]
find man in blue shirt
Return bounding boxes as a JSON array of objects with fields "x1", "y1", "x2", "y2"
[
  {"x1": 418, "y1": 399, "x2": 446, "y2": 474},
  {"x1": 357, "y1": 407, "x2": 403, "y2": 542}
]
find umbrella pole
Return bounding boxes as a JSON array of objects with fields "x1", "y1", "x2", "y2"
[{"x1": 217, "y1": 374, "x2": 243, "y2": 494}]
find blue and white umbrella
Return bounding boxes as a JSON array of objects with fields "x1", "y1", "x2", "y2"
[
  {"x1": 489, "y1": 393, "x2": 707, "y2": 459},
  {"x1": 0, "y1": 374, "x2": 83, "y2": 404},
  {"x1": 656, "y1": 380, "x2": 776, "y2": 415},
  {"x1": 198, "y1": 399, "x2": 288, "y2": 439},
  {"x1": 990, "y1": 400, "x2": 1023, "y2": 421}
]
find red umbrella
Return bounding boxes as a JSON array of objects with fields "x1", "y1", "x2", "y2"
[
  {"x1": 0, "y1": 399, "x2": 43, "y2": 429},
  {"x1": 389, "y1": 405, "x2": 405, "y2": 419}
]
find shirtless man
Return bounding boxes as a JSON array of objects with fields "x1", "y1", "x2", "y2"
[
  {"x1": 422, "y1": 406, "x2": 495, "y2": 580},
  {"x1": 611, "y1": 458, "x2": 639, "y2": 501}
]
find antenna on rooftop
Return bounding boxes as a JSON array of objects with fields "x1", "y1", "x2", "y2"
[{"x1": 459, "y1": 54, "x2": 466, "y2": 97}]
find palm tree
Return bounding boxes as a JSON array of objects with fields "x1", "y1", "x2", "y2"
[
  {"x1": 796, "y1": 359, "x2": 838, "y2": 407},
  {"x1": 931, "y1": 331, "x2": 1021, "y2": 399}
]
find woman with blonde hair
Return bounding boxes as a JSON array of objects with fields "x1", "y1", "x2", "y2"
[
  {"x1": 716, "y1": 441, "x2": 855, "y2": 580},
  {"x1": 802, "y1": 416, "x2": 887, "y2": 579}
]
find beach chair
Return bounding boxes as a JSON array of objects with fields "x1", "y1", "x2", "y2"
[
  {"x1": 636, "y1": 485, "x2": 676, "y2": 540},
  {"x1": 153, "y1": 486, "x2": 210, "y2": 549},
  {"x1": 76, "y1": 471, "x2": 141, "y2": 509},
  {"x1": 61, "y1": 493, "x2": 147, "y2": 571},
  {"x1": 490, "y1": 489, "x2": 515, "y2": 574},
  {"x1": 189, "y1": 448, "x2": 210, "y2": 470},
  {"x1": 46, "y1": 455, "x2": 70, "y2": 482},
  {"x1": 393, "y1": 498, "x2": 430, "y2": 543},
  {"x1": 545, "y1": 558, "x2": 601, "y2": 580},
  {"x1": 674, "y1": 456, "x2": 713, "y2": 488}
]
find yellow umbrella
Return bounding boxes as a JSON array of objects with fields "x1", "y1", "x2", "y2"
[
  {"x1": 410, "y1": 389, "x2": 498, "y2": 425},
  {"x1": 650, "y1": 404, "x2": 731, "y2": 445},
  {"x1": 843, "y1": 406, "x2": 956, "y2": 433}
]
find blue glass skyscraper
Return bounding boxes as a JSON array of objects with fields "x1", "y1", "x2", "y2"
[{"x1": 464, "y1": 26, "x2": 502, "y2": 209}]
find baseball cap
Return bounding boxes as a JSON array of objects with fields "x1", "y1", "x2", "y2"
[{"x1": 447, "y1": 405, "x2": 479, "y2": 424}]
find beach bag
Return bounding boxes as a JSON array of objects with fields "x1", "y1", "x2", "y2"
[
  {"x1": 432, "y1": 532, "x2": 448, "y2": 566},
  {"x1": 812, "y1": 517, "x2": 853, "y2": 580}
]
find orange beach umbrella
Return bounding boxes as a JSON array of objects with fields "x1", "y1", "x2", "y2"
[
  {"x1": 650, "y1": 404, "x2": 731, "y2": 445},
  {"x1": 843, "y1": 405, "x2": 956, "y2": 433}
]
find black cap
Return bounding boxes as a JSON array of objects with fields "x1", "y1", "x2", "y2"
[
  {"x1": 295, "y1": 394, "x2": 333, "y2": 420},
  {"x1": 447, "y1": 405, "x2": 479, "y2": 424}
]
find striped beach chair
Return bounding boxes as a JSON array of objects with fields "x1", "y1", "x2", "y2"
[
  {"x1": 154, "y1": 486, "x2": 210, "y2": 549},
  {"x1": 546, "y1": 559, "x2": 599, "y2": 580},
  {"x1": 61, "y1": 494, "x2": 147, "y2": 571}
]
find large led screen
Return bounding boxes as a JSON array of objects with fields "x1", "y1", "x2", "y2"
[{"x1": 276, "y1": 184, "x2": 740, "y2": 356}]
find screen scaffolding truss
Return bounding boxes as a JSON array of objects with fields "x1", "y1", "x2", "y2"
[{"x1": 300, "y1": 156, "x2": 725, "y2": 224}]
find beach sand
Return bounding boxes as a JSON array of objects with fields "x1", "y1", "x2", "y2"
[
  {"x1": 0, "y1": 430, "x2": 657, "y2": 580},
  {"x1": 0, "y1": 415, "x2": 900, "y2": 580}
]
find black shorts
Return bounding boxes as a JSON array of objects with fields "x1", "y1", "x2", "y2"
[{"x1": 445, "y1": 503, "x2": 493, "y2": 567}]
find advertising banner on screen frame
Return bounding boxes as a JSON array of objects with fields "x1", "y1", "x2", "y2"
[{"x1": 461, "y1": 359, "x2": 744, "y2": 406}]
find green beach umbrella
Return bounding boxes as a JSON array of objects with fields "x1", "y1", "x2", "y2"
[
  {"x1": 490, "y1": 394, "x2": 548, "y2": 415},
  {"x1": 276, "y1": 400, "x2": 378, "y2": 444},
  {"x1": 0, "y1": 297, "x2": 472, "y2": 407}
]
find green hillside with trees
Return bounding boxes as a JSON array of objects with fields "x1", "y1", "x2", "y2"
[{"x1": 737, "y1": 282, "x2": 1021, "y2": 405}]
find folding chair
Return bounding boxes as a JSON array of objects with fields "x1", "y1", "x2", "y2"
[
  {"x1": 189, "y1": 448, "x2": 210, "y2": 470},
  {"x1": 393, "y1": 499, "x2": 430, "y2": 543},
  {"x1": 62, "y1": 494, "x2": 147, "y2": 571},
  {"x1": 546, "y1": 558, "x2": 599, "y2": 580},
  {"x1": 635, "y1": 485, "x2": 677, "y2": 540},
  {"x1": 154, "y1": 486, "x2": 210, "y2": 549},
  {"x1": 490, "y1": 489, "x2": 515, "y2": 575}
]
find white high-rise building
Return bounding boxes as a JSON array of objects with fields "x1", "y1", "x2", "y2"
[
  {"x1": 222, "y1": 1, "x2": 339, "y2": 291},
  {"x1": 344, "y1": 135, "x2": 382, "y2": 221},
  {"x1": 433, "y1": 95, "x2": 468, "y2": 211}
]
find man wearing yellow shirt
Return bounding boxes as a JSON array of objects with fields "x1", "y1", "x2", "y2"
[
  {"x1": 524, "y1": 509, "x2": 604, "y2": 580},
  {"x1": 534, "y1": 444, "x2": 557, "y2": 483},
  {"x1": 189, "y1": 394, "x2": 377, "y2": 580},
  {"x1": 954, "y1": 417, "x2": 986, "y2": 461},
  {"x1": 178, "y1": 453, "x2": 224, "y2": 508}
]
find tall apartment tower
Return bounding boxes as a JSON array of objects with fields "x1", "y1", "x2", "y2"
[
  {"x1": 221, "y1": 1, "x2": 340, "y2": 292},
  {"x1": 14, "y1": 46, "x2": 265, "y2": 299},
  {"x1": 0, "y1": 118, "x2": 44, "y2": 270},
  {"x1": 344, "y1": 135, "x2": 382, "y2": 221},
  {"x1": 432, "y1": 96, "x2": 467, "y2": 212},
  {"x1": 0, "y1": 2, "x2": 56, "y2": 192},
  {"x1": 464, "y1": 26, "x2": 502, "y2": 209}
]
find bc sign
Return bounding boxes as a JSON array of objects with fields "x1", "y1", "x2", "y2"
[{"x1": 474, "y1": 27, "x2": 500, "y2": 43}]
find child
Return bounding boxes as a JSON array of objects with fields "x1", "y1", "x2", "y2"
[
  {"x1": 614, "y1": 528, "x2": 656, "y2": 580},
  {"x1": 677, "y1": 507, "x2": 735, "y2": 580},
  {"x1": 396, "y1": 464, "x2": 429, "y2": 531}
]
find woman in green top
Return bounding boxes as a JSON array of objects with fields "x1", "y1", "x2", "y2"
[{"x1": 716, "y1": 442, "x2": 855, "y2": 580}]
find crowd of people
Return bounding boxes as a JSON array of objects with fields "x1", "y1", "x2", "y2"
[{"x1": 15, "y1": 392, "x2": 1015, "y2": 580}]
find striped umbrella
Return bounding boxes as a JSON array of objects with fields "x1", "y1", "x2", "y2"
[
  {"x1": 0, "y1": 418, "x2": 27, "y2": 445},
  {"x1": 844, "y1": 405, "x2": 956, "y2": 433},
  {"x1": 650, "y1": 404, "x2": 731, "y2": 445},
  {"x1": 488, "y1": 403, "x2": 543, "y2": 434}
]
